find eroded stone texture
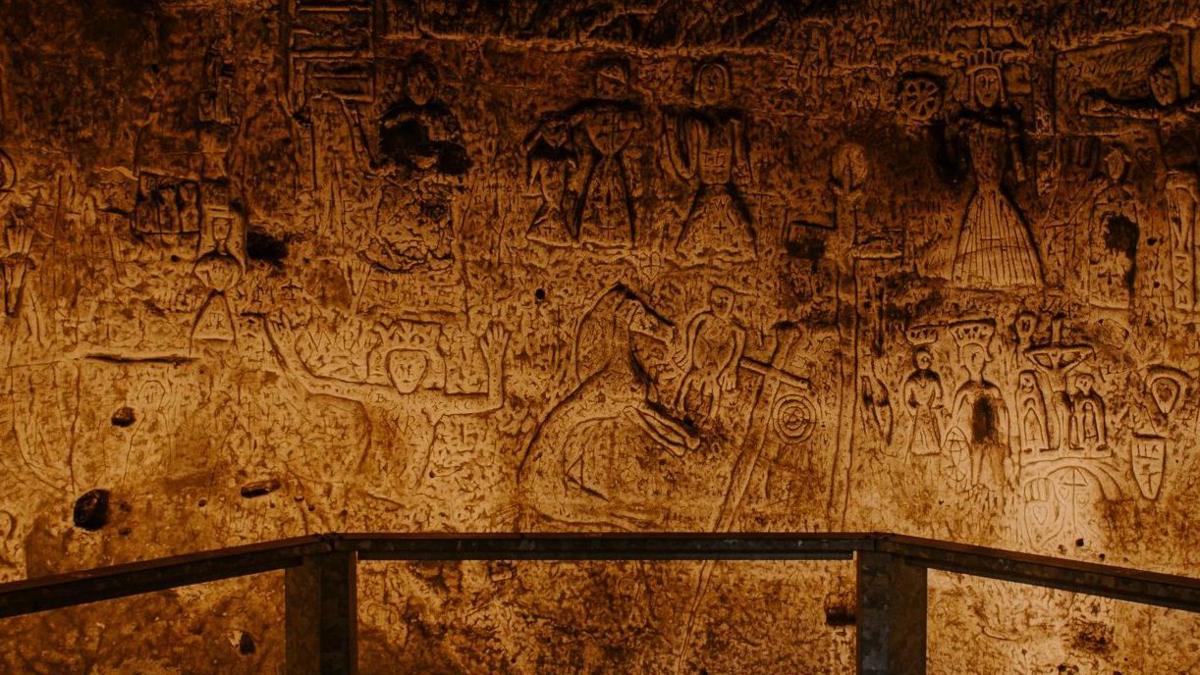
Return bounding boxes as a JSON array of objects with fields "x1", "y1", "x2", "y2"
[{"x1": 3, "y1": 0, "x2": 1200, "y2": 671}]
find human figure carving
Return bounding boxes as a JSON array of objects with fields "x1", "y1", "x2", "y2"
[
  {"x1": 947, "y1": 322, "x2": 1012, "y2": 493},
  {"x1": 663, "y1": 61, "x2": 755, "y2": 262},
  {"x1": 902, "y1": 347, "x2": 943, "y2": 456},
  {"x1": 947, "y1": 45, "x2": 1044, "y2": 289},
  {"x1": 523, "y1": 112, "x2": 579, "y2": 246},
  {"x1": 1015, "y1": 369, "x2": 1051, "y2": 455},
  {"x1": 568, "y1": 60, "x2": 643, "y2": 249},
  {"x1": 674, "y1": 285, "x2": 746, "y2": 421},
  {"x1": 191, "y1": 202, "x2": 244, "y2": 345},
  {"x1": 1075, "y1": 147, "x2": 1142, "y2": 310},
  {"x1": 263, "y1": 314, "x2": 507, "y2": 486},
  {"x1": 1068, "y1": 372, "x2": 1108, "y2": 456},
  {"x1": 370, "y1": 55, "x2": 469, "y2": 274}
]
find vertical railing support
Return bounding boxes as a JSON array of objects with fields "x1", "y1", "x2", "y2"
[
  {"x1": 856, "y1": 551, "x2": 927, "y2": 675},
  {"x1": 286, "y1": 550, "x2": 358, "y2": 675}
]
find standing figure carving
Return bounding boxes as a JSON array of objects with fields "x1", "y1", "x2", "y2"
[
  {"x1": 902, "y1": 347, "x2": 943, "y2": 456},
  {"x1": 663, "y1": 61, "x2": 755, "y2": 263},
  {"x1": 568, "y1": 60, "x2": 643, "y2": 249},
  {"x1": 1015, "y1": 369, "x2": 1051, "y2": 455},
  {"x1": 1081, "y1": 56, "x2": 1200, "y2": 310},
  {"x1": 946, "y1": 320, "x2": 1011, "y2": 494},
  {"x1": 675, "y1": 285, "x2": 746, "y2": 422},
  {"x1": 948, "y1": 46, "x2": 1043, "y2": 289},
  {"x1": 371, "y1": 55, "x2": 469, "y2": 274},
  {"x1": 1068, "y1": 373, "x2": 1108, "y2": 456},
  {"x1": 523, "y1": 112, "x2": 579, "y2": 247},
  {"x1": 1081, "y1": 147, "x2": 1142, "y2": 310},
  {"x1": 191, "y1": 193, "x2": 244, "y2": 345}
]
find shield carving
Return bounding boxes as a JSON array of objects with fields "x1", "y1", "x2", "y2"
[
  {"x1": 943, "y1": 428, "x2": 971, "y2": 486},
  {"x1": 1131, "y1": 433, "x2": 1167, "y2": 500}
]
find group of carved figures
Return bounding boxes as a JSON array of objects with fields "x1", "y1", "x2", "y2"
[
  {"x1": 523, "y1": 59, "x2": 756, "y2": 262},
  {"x1": 890, "y1": 312, "x2": 1185, "y2": 503}
]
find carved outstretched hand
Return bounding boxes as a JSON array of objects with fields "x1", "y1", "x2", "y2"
[{"x1": 480, "y1": 323, "x2": 509, "y2": 368}]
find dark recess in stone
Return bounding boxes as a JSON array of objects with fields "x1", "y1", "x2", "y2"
[
  {"x1": 73, "y1": 489, "x2": 111, "y2": 531},
  {"x1": 246, "y1": 228, "x2": 288, "y2": 267},
  {"x1": 240, "y1": 478, "x2": 282, "y2": 498},
  {"x1": 111, "y1": 406, "x2": 136, "y2": 427}
]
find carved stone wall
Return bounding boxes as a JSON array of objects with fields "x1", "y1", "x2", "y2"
[{"x1": 2, "y1": 0, "x2": 1200, "y2": 671}]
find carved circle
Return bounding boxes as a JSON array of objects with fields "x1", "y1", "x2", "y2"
[
  {"x1": 771, "y1": 393, "x2": 816, "y2": 442},
  {"x1": 897, "y1": 75, "x2": 943, "y2": 123}
]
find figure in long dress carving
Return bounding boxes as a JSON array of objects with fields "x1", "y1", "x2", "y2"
[
  {"x1": 262, "y1": 314, "x2": 507, "y2": 486},
  {"x1": 945, "y1": 320, "x2": 1011, "y2": 494},
  {"x1": 1068, "y1": 372, "x2": 1108, "y2": 456},
  {"x1": 569, "y1": 60, "x2": 643, "y2": 249},
  {"x1": 949, "y1": 47, "x2": 1044, "y2": 289},
  {"x1": 1016, "y1": 369, "x2": 1051, "y2": 456},
  {"x1": 663, "y1": 61, "x2": 756, "y2": 262},
  {"x1": 1080, "y1": 147, "x2": 1142, "y2": 310},
  {"x1": 191, "y1": 197, "x2": 244, "y2": 345}
]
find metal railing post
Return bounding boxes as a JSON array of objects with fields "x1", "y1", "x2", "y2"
[
  {"x1": 856, "y1": 550, "x2": 927, "y2": 675},
  {"x1": 285, "y1": 550, "x2": 358, "y2": 675}
]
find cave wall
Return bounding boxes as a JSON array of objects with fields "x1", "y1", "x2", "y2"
[{"x1": 2, "y1": 0, "x2": 1200, "y2": 671}]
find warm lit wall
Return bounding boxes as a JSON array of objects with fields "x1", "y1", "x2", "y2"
[{"x1": 2, "y1": 0, "x2": 1200, "y2": 672}]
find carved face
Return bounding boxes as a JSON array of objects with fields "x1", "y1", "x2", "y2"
[
  {"x1": 972, "y1": 68, "x2": 1002, "y2": 109},
  {"x1": 710, "y1": 287, "x2": 734, "y2": 317},
  {"x1": 386, "y1": 349, "x2": 429, "y2": 394},
  {"x1": 1075, "y1": 373, "x2": 1095, "y2": 396},
  {"x1": 914, "y1": 349, "x2": 932, "y2": 370},
  {"x1": 695, "y1": 63, "x2": 729, "y2": 106},
  {"x1": 595, "y1": 64, "x2": 628, "y2": 99},
  {"x1": 541, "y1": 117, "x2": 569, "y2": 148},
  {"x1": 1151, "y1": 63, "x2": 1179, "y2": 107},
  {"x1": 1103, "y1": 149, "x2": 1128, "y2": 182},
  {"x1": 1018, "y1": 370, "x2": 1037, "y2": 392},
  {"x1": 1014, "y1": 312, "x2": 1036, "y2": 341},
  {"x1": 962, "y1": 344, "x2": 987, "y2": 379},
  {"x1": 406, "y1": 64, "x2": 436, "y2": 106}
]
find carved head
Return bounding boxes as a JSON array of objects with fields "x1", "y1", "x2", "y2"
[
  {"x1": 1074, "y1": 372, "x2": 1095, "y2": 396},
  {"x1": 695, "y1": 61, "x2": 731, "y2": 106},
  {"x1": 404, "y1": 56, "x2": 438, "y2": 106},
  {"x1": 709, "y1": 286, "x2": 735, "y2": 318},
  {"x1": 1150, "y1": 57, "x2": 1180, "y2": 107},
  {"x1": 1103, "y1": 146, "x2": 1130, "y2": 182},
  {"x1": 385, "y1": 349, "x2": 430, "y2": 394},
  {"x1": 594, "y1": 59, "x2": 631, "y2": 99},
  {"x1": 1013, "y1": 311, "x2": 1037, "y2": 343},
  {"x1": 961, "y1": 343, "x2": 988, "y2": 379},
  {"x1": 831, "y1": 143, "x2": 869, "y2": 192},
  {"x1": 913, "y1": 347, "x2": 932, "y2": 370},
  {"x1": 1018, "y1": 369, "x2": 1038, "y2": 393},
  {"x1": 971, "y1": 66, "x2": 1003, "y2": 109}
]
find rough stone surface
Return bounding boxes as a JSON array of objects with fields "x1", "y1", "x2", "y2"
[{"x1": 1, "y1": 0, "x2": 1200, "y2": 671}]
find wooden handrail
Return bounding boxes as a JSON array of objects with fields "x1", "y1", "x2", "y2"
[{"x1": 1, "y1": 532, "x2": 1198, "y2": 674}]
